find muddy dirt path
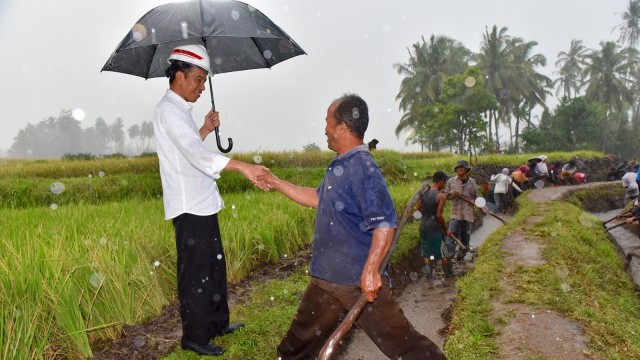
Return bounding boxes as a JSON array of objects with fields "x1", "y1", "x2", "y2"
[{"x1": 343, "y1": 182, "x2": 611, "y2": 359}]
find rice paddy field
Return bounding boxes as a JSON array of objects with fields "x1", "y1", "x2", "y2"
[{"x1": 0, "y1": 150, "x2": 604, "y2": 359}]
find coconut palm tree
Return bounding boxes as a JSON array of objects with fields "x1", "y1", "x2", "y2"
[
  {"x1": 475, "y1": 25, "x2": 513, "y2": 149},
  {"x1": 393, "y1": 35, "x2": 470, "y2": 150},
  {"x1": 614, "y1": 0, "x2": 640, "y2": 49},
  {"x1": 553, "y1": 40, "x2": 589, "y2": 99},
  {"x1": 583, "y1": 41, "x2": 637, "y2": 152}
]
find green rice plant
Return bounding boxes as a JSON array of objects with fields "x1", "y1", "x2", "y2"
[{"x1": 0, "y1": 157, "x2": 160, "y2": 179}]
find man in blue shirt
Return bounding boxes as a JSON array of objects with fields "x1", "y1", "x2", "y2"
[{"x1": 264, "y1": 94, "x2": 446, "y2": 359}]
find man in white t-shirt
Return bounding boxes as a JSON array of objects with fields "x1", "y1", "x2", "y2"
[{"x1": 621, "y1": 171, "x2": 639, "y2": 202}]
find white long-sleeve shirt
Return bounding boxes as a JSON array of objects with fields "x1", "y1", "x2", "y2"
[{"x1": 153, "y1": 90, "x2": 231, "y2": 220}]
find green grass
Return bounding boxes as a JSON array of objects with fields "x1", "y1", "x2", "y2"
[
  {"x1": 443, "y1": 189, "x2": 640, "y2": 359},
  {"x1": 2, "y1": 149, "x2": 621, "y2": 359}
]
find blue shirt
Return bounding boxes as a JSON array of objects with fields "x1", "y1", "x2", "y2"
[{"x1": 310, "y1": 145, "x2": 398, "y2": 285}]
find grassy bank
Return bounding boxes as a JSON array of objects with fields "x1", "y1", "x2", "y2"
[{"x1": 444, "y1": 187, "x2": 640, "y2": 359}]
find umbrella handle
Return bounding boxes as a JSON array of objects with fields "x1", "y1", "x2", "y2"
[
  {"x1": 215, "y1": 128, "x2": 233, "y2": 153},
  {"x1": 209, "y1": 77, "x2": 233, "y2": 153}
]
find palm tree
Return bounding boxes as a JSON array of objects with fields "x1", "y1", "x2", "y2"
[
  {"x1": 553, "y1": 40, "x2": 588, "y2": 99},
  {"x1": 614, "y1": 0, "x2": 640, "y2": 48},
  {"x1": 583, "y1": 41, "x2": 637, "y2": 152},
  {"x1": 393, "y1": 35, "x2": 470, "y2": 150},
  {"x1": 475, "y1": 25, "x2": 512, "y2": 149}
]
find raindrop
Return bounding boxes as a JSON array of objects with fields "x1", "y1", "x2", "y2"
[
  {"x1": 187, "y1": 238, "x2": 195, "y2": 246},
  {"x1": 99, "y1": 237, "x2": 108, "y2": 246},
  {"x1": 369, "y1": 167, "x2": 375, "y2": 172},
  {"x1": 232, "y1": 212, "x2": 238, "y2": 219},
  {"x1": 335, "y1": 202, "x2": 345, "y2": 211},
  {"x1": 232, "y1": 204, "x2": 236, "y2": 209},
  {"x1": 213, "y1": 294, "x2": 221, "y2": 302},
  {"x1": 464, "y1": 76, "x2": 476, "y2": 87},
  {"x1": 253, "y1": 155, "x2": 263, "y2": 164},
  {"x1": 560, "y1": 283, "x2": 571, "y2": 292},
  {"x1": 72, "y1": 108, "x2": 86, "y2": 121},
  {"x1": 430, "y1": 255, "x2": 435, "y2": 260},
  {"x1": 153, "y1": 261, "x2": 160, "y2": 267},
  {"x1": 197, "y1": 288, "x2": 203, "y2": 293},
  {"x1": 151, "y1": 28, "x2": 156, "y2": 43},
  {"x1": 133, "y1": 336, "x2": 146, "y2": 348},
  {"x1": 534, "y1": 179, "x2": 545, "y2": 189},
  {"x1": 263, "y1": 50, "x2": 273, "y2": 60},
  {"x1": 98, "y1": 171, "x2": 105, "y2": 178},
  {"x1": 380, "y1": 221, "x2": 390, "y2": 228},
  {"x1": 214, "y1": 57, "x2": 222, "y2": 65},
  {"x1": 413, "y1": 211, "x2": 422, "y2": 220},
  {"x1": 352, "y1": 108, "x2": 359, "y2": 119},
  {"x1": 531, "y1": 314, "x2": 535, "y2": 319},
  {"x1": 270, "y1": 296, "x2": 275, "y2": 301},
  {"x1": 409, "y1": 272, "x2": 418, "y2": 281},
  {"x1": 283, "y1": 289, "x2": 289, "y2": 295},
  {"x1": 217, "y1": 254, "x2": 223, "y2": 260},
  {"x1": 247, "y1": 4, "x2": 256, "y2": 11},
  {"x1": 149, "y1": 271, "x2": 154, "y2": 275},
  {"x1": 50, "y1": 203, "x2": 58, "y2": 210},
  {"x1": 499, "y1": 88, "x2": 510, "y2": 100},
  {"x1": 231, "y1": 9, "x2": 240, "y2": 21},
  {"x1": 413, "y1": 172, "x2": 418, "y2": 176},
  {"x1": 333, "y1": 166, "x2": 344, "y2": 176},
  {"x1": 50, "y1": 181, "x2": 65, "y2": 195},
  {"x1": 131, "y1": 23, "x2": 147, "y2": 42},
  {"x1": 315, "y1": 330, "x2": 322, "y2": 336},
  {"x1": 551, "y1": 232, "x2": 557, "y2": 237},
  {"x1": 180, "y1": 22, "x2": 188, "y2": 39},
  {"x1": 89, "y1": 272, "x2": 105, "y2": 288}
]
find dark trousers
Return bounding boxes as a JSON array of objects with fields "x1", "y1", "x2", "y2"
[
  {"x1": 173, "y1": 213, "x2": 229, "y2": 344},
  {"x1": 277, "y1": 277, "x2": 446, "y2": 360}
]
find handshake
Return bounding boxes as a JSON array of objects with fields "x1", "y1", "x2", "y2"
[{"x1": 239, "y1": 163, "x2": 280, "y2": 191}]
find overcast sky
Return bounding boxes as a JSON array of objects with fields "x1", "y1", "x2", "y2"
[{"x1": 0, "y1": 0, "x2": 630, "y2": 155}]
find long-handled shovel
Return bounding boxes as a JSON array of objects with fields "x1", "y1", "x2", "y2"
[
  {"x1": 605, "y1": 221, "x2": 630, "y2": 232},
  {"x1": 602, "y1": 206, "x2": 633, "y2": 226},
  {"x1": 449, "y1": 233, "x2": 467, "y2": 250},
  {"x1": 453, "y1": 193, "x2": 507, "y2": 225},
  {"x1": 317, "y1": 180, "x2": 431, "y2": 360}
]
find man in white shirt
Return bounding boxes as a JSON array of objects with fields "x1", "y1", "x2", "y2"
[
  {"x1": 153, "y1": 44, "x2": 269, "y2": 356},
  {"x1": 622, "y1": 171, "x2": 639, "y2": 202}
]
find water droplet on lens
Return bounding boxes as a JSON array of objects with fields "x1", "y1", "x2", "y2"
[
  {"x1": 253, "y1": 155, "x2": 262, "y2": 164},
  {"x1": 50, "y1": 203, "x2": 58, "y2": 210},
  {"x1": 409, "y1": 272, "x2": 418, "y2": 281},
  {"x1": 50, "y1": 182, "x2": 65, "y2": 195},
  {"x1": 464, "y1": 76, "x2": 476, "y2": 87},
  {"x1": 217, "y1": 254, "x2": 223, "y2": 260},
  {"x1": 153, "y1": 261, "x2": 160, "y2": 267},
  {"x1": 413, "y1": 211, "x2": 422, "y2": 219},
  {"x1": 133, "y1": 336, "x2": 146, "y2": 348},
  {"x1": 263, "y1": 50, "x2": 272, "y2": 59},
  {"x1": 89, "y1": 272, "x2": 105, "y2": 288},
  {"x1": 98, "y1": 171, "x2": 105, "y2": 177}
]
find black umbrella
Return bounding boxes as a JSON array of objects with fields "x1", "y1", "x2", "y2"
[{"x1": 101, "y1": 0, "x2": 305, "y2": 153}]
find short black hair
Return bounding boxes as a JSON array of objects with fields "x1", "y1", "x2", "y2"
[
  {"x1": 165, "y1": 60, "x2": 198, "y2": 84},
  {"x1": 433, "y1": 170, "x2": 448, "y2": 183},
  {"x1": 333, "y1": 93, "x2": 369, "y2": 139}
]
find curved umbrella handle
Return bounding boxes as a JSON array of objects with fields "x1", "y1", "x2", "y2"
[
  {"x1": 209, "y1": 77, "x2": 233, "y2": 153},
  {"x1": 215, "y1": 128, "x2": 233, "y2": 153}
]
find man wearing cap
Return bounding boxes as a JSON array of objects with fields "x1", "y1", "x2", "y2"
[
  {"x1": 153, "y1": 44, "x2": 269, "y2": 356},
  {"x1": 445, "y1": 160, "x2": 477, "y2": 261}
]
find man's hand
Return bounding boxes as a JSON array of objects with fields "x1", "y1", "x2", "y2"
[
  {"x1": 260, "y1": 171, "x2": 282, "y2": 190},
  {"x1": 240, "y1": 164, "x2": 270, "y2": 191},
  {"x1": 204, "y1": 110, "x2": 219, "y2": 131},
  {"x1": 360, "y1": 266, "x2": 382, "y2": 303},
  {"x1": 200, "y1": 110, "x2": 219, "y2": 140}
]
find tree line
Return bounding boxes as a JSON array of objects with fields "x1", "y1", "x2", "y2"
[
  {"x1": 8, "y1": 110, "x2": 154, "y2": 158},
  {"x1": 394, "y1": 0, "x2": 640, "y2": 158}
]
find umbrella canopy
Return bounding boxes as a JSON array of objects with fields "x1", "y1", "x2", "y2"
[
  {"x1": 102, "y1": 0, "x2": 305, "y2": 79},
  {"x1": 101, "y1": 0, "x2": 306, "y2": 152}
]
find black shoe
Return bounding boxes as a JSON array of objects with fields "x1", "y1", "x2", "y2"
[
  {"x1": 181, "y1": 339, "x2": 225, "y2": 356},
  {"x1": 223, "y1": 322, "x2": 245, "y2": 335}
]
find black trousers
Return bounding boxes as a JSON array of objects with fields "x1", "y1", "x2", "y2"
[{"x1": 173, "y1": 213, "x2": 229, "y2": 344}]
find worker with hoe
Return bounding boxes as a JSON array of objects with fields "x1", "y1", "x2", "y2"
[
  {"x1": 445, "y1": 160, "x2": 478, "y2": 261},
  {"x1": 263, "y1": 93, "x2": 446, "y2": 359},
  {"x1": 416, "y1": 170, "x2": 454, "y2": 279}
]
